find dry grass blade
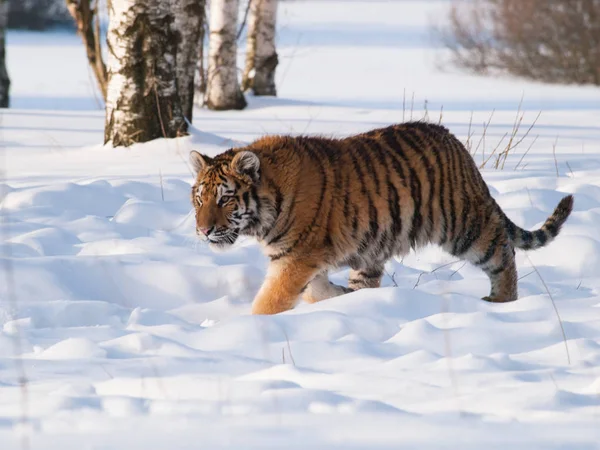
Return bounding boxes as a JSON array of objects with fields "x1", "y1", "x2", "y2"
[
  {"x1": 479, "y1": 131, "x2": 508, "y2": 169},
  {"x1": 159, "y1": 169, "x2": 165, "y2": 201},
  {"x1": 514, "y1": 134, "x2": 539, "y2": 170},
  {"x1": 413, "y1": 260, "x2": 461, "y2": 289},
  {"x1": 472, "y1": 109, "x2": 495, "y2": 158},
  {"x1": 402, "y1": 88, "x2": 406, "y2": 122},
  {"x1": 465, "y1": 111, "x2": 474, "y2": 153},
  {"x1": 282, "y1": 329, "x2": 296, "y2": 366},
  {"x1": 498, "y1": 109, "x2": 542, "y2": 170},
  {"x1": 566, "y1": 161, "x2": 575, "y2": 177},
  {"x1": 552, "y1": 136, "x2": 560, "y2": 177},
  {"x1": 1, "y1": 109, "x2": 31, "y2": 450},
  {"x1": 525, "y1": 254, "x2": 571, "y2": 365}
]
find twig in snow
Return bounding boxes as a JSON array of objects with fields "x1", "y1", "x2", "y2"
[
  {"x1": 385, "y1": 269, "x2": 398, "y2": 287},
  {"x1": 465, "y1": 111, "x2": 474, "y2": 153},
  {"x1": 159, "y1": 169, "x2": 165, "y2": 201},
  {"x1": 449, "y1": 261, "x2": 467, "y2": 280},
  {"x1": 526, "y1": 187, "x2": 534, "y2": 208},
  {"x1": 413, "y1": 260, "x2": 460, "y2": 289},
  {"x1": 497, "y1": 108, "x2": 541, "y2": 170},
  {"x1": 472, "y1": 109, "x2": 495, "y2": 159},
  {"x1": 525, "y1": 254, "x2": 571, "y2": 365},
  {"x1": 282, "y1": 329, "x2": 296, "y2": 367},
  {"x1": 514, "y1": 134, "x2": 539, "y2": 171},
  {"x1": 440, "y1": 293, "x2": 463, "y2": 416},
  {"x1": 566, "y1": 161, "x2": 574, "y2": 178},
  {"x1": 552, "y1": 136, "x2": 559, "y2": 177},
  {"x1": 517, "y1": 270, "x2": 535, "y2": 281},
  {"x1": 402, "y1": 88, "x2": 406, "y2": 122},
  {"x1": 0, "y1": 168, "x2": 31, "y2": 450}
]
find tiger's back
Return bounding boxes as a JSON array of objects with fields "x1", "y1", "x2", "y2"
[{"x1": 190, "y1": 122, "x2": 574, "y2": 314}]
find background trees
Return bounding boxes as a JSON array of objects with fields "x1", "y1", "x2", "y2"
[
  {"x1": 0, "y1": 0, "x2": 8, "y2": 108},
  {"x1": 2, "y1": 0, "x2": 280, "y2": 140},
  {"x1": 205, "y1": 0, "x2": 247, "y2": 110},
  {"x1": 439, "y1": 0, "x2": 600, "y2": 86},
  {"x1": 66, "y1": 0, "x2": 107, "y2": 99},
  {"x1": 104, "y1": 0, "x2": 188, "y2": 145},
  {"x1": 242, "y1": 0, "x2": 278, "y2": 96}
]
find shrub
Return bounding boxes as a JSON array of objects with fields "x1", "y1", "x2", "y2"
[{"x1": 438, "y1": 0, "x2": 600, "y2": 86}]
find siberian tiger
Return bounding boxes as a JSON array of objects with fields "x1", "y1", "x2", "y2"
[{"x1": 190, "y1": 122, "x2": 573, "y2": 315}]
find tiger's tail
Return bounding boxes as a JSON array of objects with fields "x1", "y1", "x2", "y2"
[{"x1": 503, "y1": 195, "x2": 574, "y2": 250}]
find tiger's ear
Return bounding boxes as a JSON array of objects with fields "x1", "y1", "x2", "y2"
[
  {"x1": 190, "y1": 151, "x2": 211, "y2": 174},
  {"x1": 231, "y1": 151, "x2": 260, "y2": 181}
]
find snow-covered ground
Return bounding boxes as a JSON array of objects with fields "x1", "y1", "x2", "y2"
[{"x1": 2, "y1": 1, "x2": 600, "y2": 448}]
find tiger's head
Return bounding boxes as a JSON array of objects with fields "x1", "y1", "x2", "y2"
[{"x1": 190, "y1": 149, "x2": 265, "y2": 249}]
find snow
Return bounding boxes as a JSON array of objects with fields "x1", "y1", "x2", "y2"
[{"x1": 2, "y1": 0, "x2": 600, "y2": 448}]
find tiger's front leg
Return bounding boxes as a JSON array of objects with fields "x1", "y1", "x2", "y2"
[{"x1": 251, "y1": 257, "x2": 321, "y2": 315}]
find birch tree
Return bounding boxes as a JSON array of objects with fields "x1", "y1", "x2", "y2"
[
  {"x1": 0, "y1": 0, "x2": 9, "y2": 108},
  {"x1": 105, "y1": 0, "x2": 205, "y2": 147},
  {"x1": 205, "y1": 0, "x2": 246, "y2": 110},
  {"x1": 241, "y1": 0, "x2": 278, "y2": 96},
  {"x1": 171, "y1": 0, "x2": 205, "y2": 120}
]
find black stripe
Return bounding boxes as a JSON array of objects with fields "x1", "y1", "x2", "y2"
[
  {"x1": 430, "y1": 144, "x2": 448, "y2": 245},
  {"x1": 545, "y1": 221, "x2": 559, "y2": 237},
  {"x1": 520, "y1": 231, "x2": 533, "y2": 250},
  {"x1": 534, "y1": 229, "x2": 548, "y2": 247},
  {"x1": 323, "y1": 140, "x2": 342, "y2": 246},
  {"x1": 445, "y1": 138, "x2": 458, "y2": 241},
  {"x1": 388, "y1": 180, "x2": 402, "y2": 237},
  {"x1": 488, "y1": 265, "x2": 505, "y2": 276},
  {"x1": 402, "y1": 129, "x2": 436, "y2": 240},
  {"x1": 475, "y1": 228, "x2": 502, "y2": 266},
  {"x1": 280, "y1": 141, "x2": 329, "y2": 255},
  {"x1": 389, "y1": 129, "x2": 422, "y2": 248},
  {"x1": 359, "y1": 141, "x2": 381, "y2": 196}
]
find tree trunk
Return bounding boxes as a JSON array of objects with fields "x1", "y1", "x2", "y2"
[
  {"x1": 195, "y1": 16, "x2": 208, "y2": 102},
  {"x1": 205, "y1": 0, "x2": 246, "y2": 110},
  {"x1": 104, "y1": 0, "x2": 187, "y2": 147},
  {"x1": 0, "y1": 0, "x2": 9, "y2": 108},
  {"x1": 171, "y1": 0, "x2": 205, "y2": 121},
  {"x1": 241, "y1": 0, "x2": 278, "y2": 96},
  {"x1": 66, "y1": 0, "x2": 107, "y2": 99}
]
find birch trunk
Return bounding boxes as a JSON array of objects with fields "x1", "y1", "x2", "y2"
[
  {"x1": 66, "y1": 0, "x2": 107, "y2": 99},
  {"x1": 171, "y1": 0, "x2": 205, "y2": 121},
  {"x1": 0, "y1": 0, "x2": 9, "y2": 108},
  {"x1": 205, "y1": 0, "x2": 246, "y2": 110},
  {"x1": 241, "y1": 0, "x2": 278, "y2": 96},
  {"x1": 104, "y1": 0, "x2": 186, "y2": 147}
]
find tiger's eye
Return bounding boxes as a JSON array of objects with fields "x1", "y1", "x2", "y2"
[{"x1": 220, "y1": 195, "x2": 232, "y2": 206}]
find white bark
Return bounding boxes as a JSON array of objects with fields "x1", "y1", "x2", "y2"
[
  {"x1": 242, "y1": 0, "x2": 278, "y2": 96},
  {"x1": 105, "y1": 0, "x2": 186, "y2": 146},
  {"x1": 0, "y1": 0, "x2": 9, "y2": 108},
  {"x1": 170, "y1": 0, "x2": 205, "y2": 120},
  {"x1": 205, "y1": 0, "x2": 246, "y2": 110}
]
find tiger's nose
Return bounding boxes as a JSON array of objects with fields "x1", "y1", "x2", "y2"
[{"x1": 198, "y1": 227, "x2": 213, "y2": 236}]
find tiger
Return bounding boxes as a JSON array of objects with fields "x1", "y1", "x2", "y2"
[{"x1": 190, "y1": 122, "x2": 574, "y2": 315}]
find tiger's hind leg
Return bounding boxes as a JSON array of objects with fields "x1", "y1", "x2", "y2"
[
  {"x1": 302, "y1": 272, "x2": 352, "y2": 304},
  {"x1": 461, "y1": 228, "x2": 518, "y2": 303},
  {"x1": 479, "y1": 243, "x2": 518, "y2": 303},
  {"x1": 348, "y1": 265, "x2": 384, "y2": 291}
]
